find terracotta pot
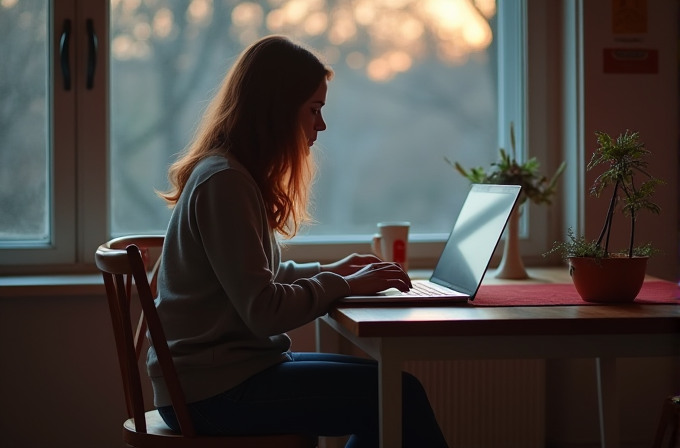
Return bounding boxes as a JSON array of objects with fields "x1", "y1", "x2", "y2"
[{"x1": 568, "y1": 255, "x2": 649, "y2": 303}]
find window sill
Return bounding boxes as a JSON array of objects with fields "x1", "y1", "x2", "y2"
[
  {"x1": 0, "y1": 266, "x2": 571, "y2": 299},
  {"x1": 0, "y1": 274, "x2": 105, "y2": 298}
]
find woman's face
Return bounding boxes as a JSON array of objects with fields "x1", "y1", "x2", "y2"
[{"x1": 298, "y1": 78, "x2": 328, "y2": 147}]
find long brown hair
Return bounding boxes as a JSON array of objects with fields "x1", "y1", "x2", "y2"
[{"x1": 158, "y1": 35, "x2": 333, "y2": 238}]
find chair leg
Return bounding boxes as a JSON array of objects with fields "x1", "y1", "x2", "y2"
[{"x1": 653, "y1": 396, "x2": 680, "y2": 448}]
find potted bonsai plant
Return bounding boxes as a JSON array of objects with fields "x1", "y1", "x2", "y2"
[
  {"x1": 448, "y1": 123, "x2": 566, "y2": 279},
  {"x1": 544, "y1": 130, "x2": 664, "y2": 303}
]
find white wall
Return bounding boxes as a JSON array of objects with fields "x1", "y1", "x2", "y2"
[
  {"x1": 545, "y1": 1, "x2": 680, "y2": 446},
  {"x1": 580, "y1": 0, "x2": 678, "y2": 282},
  {"x1": 0, "y1": 293, "x2": 128, "y2": 448}
]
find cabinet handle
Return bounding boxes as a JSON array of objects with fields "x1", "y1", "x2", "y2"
[
  {"x1": 59, "y1": 19, "x2": 71, "y2": 91},
  {"x1": 86, "y1": 19, "x2": 98, "y2": 89}
]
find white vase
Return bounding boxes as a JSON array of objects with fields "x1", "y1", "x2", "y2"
[{"x1": 495, "y1": 203, "x2": 529, "y2": 279}]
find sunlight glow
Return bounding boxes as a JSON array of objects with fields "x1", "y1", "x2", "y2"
[
  {"x1": 111, "y1": 0, "x2": 495, "y2": 76},
  {"x1": 1, "y1": 0, "x2": 19, "y2": 8},
  {"x1": 232, "y1": 2, "x2": 264, "y2": 26},
  {"x1": 282, "y1": 0, "x2": 310, "y2": 24},
  {"x1": 463, "y1": 18, "x2": 491, "y2": 47},
  {"x1": 187, "y1": 0, "x2": 213, "y2": 25},
  {"x1": 381, "y1": 0, "x2": 414, "y2": 9},
  {"x1": 386, "y1": 50, "x2": 411, "y2": 72},
  {"x1": 398, "y1": 16, "x2": 424, "y2": 42},
  {"x1": 112, "y1": 35, "x2": 134, "y2": 60},
  {"x1": 266, "y1": 9, "x2": 285, "y2": 30},
  {"x1": 328, "y1": 9, "x2": 356, "y2": 44},
  {"x1": 153, "y1": 8, "x2": 173, "y2": 38},
  {"x1": 367, "y1": 57, "x2": 393, "y2": 81},
  {"x1": 304, "y1": 12, "x2": 328, "y2": 35},
  {"x1": 353, "y1": 0, "x2": 376, "y2": 25},
  {"x1": 133, "y1": 22, "x2": 152, "y2": 40},
  {"x1": 474, "y1": 0, "x2": 496, "y2": 18},
  {"x1": 123, "y1": 0, "x2": 142, "y2": 13}
]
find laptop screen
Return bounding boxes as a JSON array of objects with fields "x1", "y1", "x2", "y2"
[{"x1": 430, "y1": 184, "x2": 521, "y2": 298}]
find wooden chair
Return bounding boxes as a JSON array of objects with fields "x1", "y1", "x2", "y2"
[
  {"x1": 653, "y1": 395, "x2": 680, "y2": 448},
  {"x1": 96, "y1": 235, "x2": 318, "y2": 448}
]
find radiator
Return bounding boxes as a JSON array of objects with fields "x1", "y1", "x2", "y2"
[{"x1": 404, "y1": 359, "x2": 546, "y2": 448}]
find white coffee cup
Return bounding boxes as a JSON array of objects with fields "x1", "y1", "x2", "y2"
[{"x1": 371, "y1": 222, "x2": 410, "y2": 272}]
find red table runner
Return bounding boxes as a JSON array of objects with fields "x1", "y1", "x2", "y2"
[{"x1": 471, "y1": 280, "x2": 680, "y2": 307}]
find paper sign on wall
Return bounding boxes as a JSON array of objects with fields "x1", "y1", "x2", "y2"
[
  {"x1": 603, "y1": 48, "x2": 658, "y2": 74},
  {"x1": 611, "y1": 0, "x2": 648, "y2": 34}
]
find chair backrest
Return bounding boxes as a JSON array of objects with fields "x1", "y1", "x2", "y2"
[{"x1": 95, "y1": 235, "x2": 197, "y2": 438}]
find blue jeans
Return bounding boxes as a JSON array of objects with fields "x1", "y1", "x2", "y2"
[{"x1": 158, "y1": 352, "x2": 448, "y2": 448}]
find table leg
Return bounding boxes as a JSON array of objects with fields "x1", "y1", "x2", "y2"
[
  {"x1": 596, "y1": 357, "x2": 620, "y2": 448},
  {"x1": 315, "y1": 317, "x2": 341, "y2": 354},
  {"x1": 378, "y1": 343, "x2": 402, "y2": 448}
]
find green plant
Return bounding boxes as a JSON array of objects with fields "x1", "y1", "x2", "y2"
[
  {"x1": 446, "y1": 122, "x2": 566, "y2": 206},
  {"x1": 545, "y1": 130, "x2": 664, "y2": 260},
  {"x1": 543, "y1": 227, "x2": 605, "y2": 261}
]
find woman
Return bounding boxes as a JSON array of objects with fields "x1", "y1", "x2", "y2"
[{"x1": 153, "y1": 35, "x2": 448, "y2": 448}]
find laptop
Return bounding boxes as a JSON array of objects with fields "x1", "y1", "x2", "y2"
[{"x1": 338, "y1": 184, "x2": 522, "y2": 303}]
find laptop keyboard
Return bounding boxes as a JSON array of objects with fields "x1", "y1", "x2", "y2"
[{"x1": 402, "y1": 282, "x2": 450, "y2": 297}]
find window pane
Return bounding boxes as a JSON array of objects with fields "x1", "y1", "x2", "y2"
[
  {"x1": 110, "y1": 0, "x2": 499, "y2": 238},
  {"x1": 0, "y1": 0, "x2": 49, "y2": 242}
]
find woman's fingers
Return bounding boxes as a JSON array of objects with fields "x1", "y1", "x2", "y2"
[
  {"x1": 320, "y1": 253, "x2": 384, "y2": 276},
  {"x1": 360, "y1": 262, "x2": 411, "y2": 283},
  {"x1": 383, "y1": 278, "x2": 411, "y2": 292},
  {"x1": 343, "y1": 262, "x2": 412, "y2": 295},
  {"x1": 343, "y1": 254, "x2": 384, "y2": 272},
  {"x1": 354, "y1": 253, "x2": 383, "y2": 264}
]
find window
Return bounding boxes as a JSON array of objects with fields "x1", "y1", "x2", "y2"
[
  {"x1": 0, "y1": 0, "x2": 77, "y2": 267},
  {"x1": 0, "y1": 0, "x2": 553, "y2": 273},
  {"x1": 0, "y1": 0, "x2": 49, "y2": 244}
]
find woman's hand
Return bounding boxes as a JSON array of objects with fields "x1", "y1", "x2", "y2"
[
  {"x1": 343, "y1": 262, "x2": 412, "y2": 295},
  {"x1": 320, "y1": 253, "x2": 382, "y2": 277}
]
